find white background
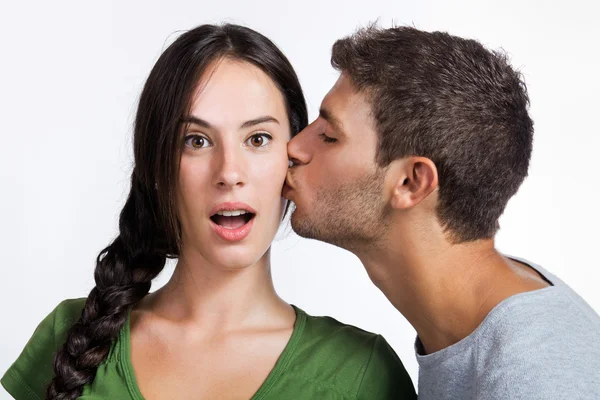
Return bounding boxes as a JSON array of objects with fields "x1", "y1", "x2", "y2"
[{"x1": 1, "y1": 0, "x2": 599, "y2": 395}]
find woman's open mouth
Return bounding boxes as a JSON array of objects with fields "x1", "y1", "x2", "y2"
[{"x1": 210, "y1": 208, "x2": 256, "y2": 242}]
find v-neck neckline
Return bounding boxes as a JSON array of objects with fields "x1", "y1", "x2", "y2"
[{"x1": 119, "y1": 305, "x2": 307, "y2": 400}]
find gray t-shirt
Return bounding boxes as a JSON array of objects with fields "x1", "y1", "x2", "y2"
[{"x1": 416, "y1": 257, "x2": 600, "y2": 399}]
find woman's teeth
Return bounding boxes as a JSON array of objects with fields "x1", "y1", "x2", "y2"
[{"x1": 216, "y1": 210, "x2": 248, "y2": 217}]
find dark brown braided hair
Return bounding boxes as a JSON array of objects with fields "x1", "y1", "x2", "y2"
[{"x1": 46, "y1": 23, "x2": 307, "y2": 399}]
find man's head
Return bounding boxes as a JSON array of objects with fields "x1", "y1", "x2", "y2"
[{"x1": 285, "y1": 25, "x2": 533, "y2": 249}]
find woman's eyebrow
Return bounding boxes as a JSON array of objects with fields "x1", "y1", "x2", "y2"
[
  {"x1": 180, "y1": 116, "x2": 212, "y2": 129},
  {"x1": 180, "y1": 115, "x2": 280, "y2": 130},
  {"x1": 240, "y1": 116, "x2": 280, "y2": 129}
]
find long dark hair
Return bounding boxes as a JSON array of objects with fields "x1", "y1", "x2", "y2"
[{"x1": 46, "y1": 23, "x2": 308, "y2": 399}]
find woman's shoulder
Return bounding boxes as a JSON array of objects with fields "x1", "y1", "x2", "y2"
[
  {"x1": 34, "y1": 297, "x2": 88, "y2": 350},
  {"x1": 55, "y1": 297, "x2": 87, "y2": 313},
  {"x1": 50, "y1": 297, "x2": 87, "y2": 330},
  {"x1": 289, "y1": 307, "x2": 416, "y2": 399},
  {"x1": 1, "y1": 298, "x2": 87, "y2": 400},
  {"x1": 297, "y1": 307, "x2": 381, "y2": 349}
]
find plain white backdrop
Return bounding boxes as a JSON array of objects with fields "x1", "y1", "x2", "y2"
[{"x1": 1, "y1": 0, "x2": 599, "y2": 396}]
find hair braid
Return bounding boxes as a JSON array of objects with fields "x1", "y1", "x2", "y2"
[{"x1": 46, "y1": 175, "x2": 166, "y2": 399}]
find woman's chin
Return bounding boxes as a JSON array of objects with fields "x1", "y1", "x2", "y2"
[
  {"x1": 208, "y1": 248, "x2": 268, "y2": 271},
  {"x1": 181, "y1": 228, "x2": 273, "y2": 270}
]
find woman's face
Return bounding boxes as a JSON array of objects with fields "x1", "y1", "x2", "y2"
[{"x1": 176, "y1": 58, "x2": 291, "y2": 269}]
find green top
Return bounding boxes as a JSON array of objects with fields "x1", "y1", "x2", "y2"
[{"x1": 2, "y1": 299, "x2": 416, "y2": 399}]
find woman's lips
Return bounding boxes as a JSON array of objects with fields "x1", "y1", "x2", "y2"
[{"x1": 210, "y1": 214, "x2": 255, "y2": 242}]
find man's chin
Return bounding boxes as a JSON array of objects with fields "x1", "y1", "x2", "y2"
[
  {"x1": 291, "y1": 210, "x2": 373, "y2": 251},
  {"x1": 290, "y1": 212, "x2": 337, "y2": 245},
  {"x1": 290, "y1": 210, "x2": 318, "y2": 240}
]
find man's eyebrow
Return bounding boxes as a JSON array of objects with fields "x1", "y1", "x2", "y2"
[
  {"x1": 319, "y1": 107, "x2": 345, "y2": 136},
  {"x1": 180, "y1": 115, "x2": 280, "y2": 130}
]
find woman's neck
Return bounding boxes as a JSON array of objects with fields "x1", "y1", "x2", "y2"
[{"x1": 141, "y1": 247, "x2": 291, "y2": 331}]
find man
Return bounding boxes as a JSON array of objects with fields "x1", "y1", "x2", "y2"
[{"x1": 284, "y1": 26, "x2": 600, "y2": 399}]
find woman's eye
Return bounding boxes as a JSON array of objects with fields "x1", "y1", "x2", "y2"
[
  {"x1": 184, "y1": 134, "x2": 211, "y2": 149},
  {"x1": 319, "y1": 133, "x2": 337, "y2": 143},
  {"x1": 247, "y1": 133, "x2": 272, "y2": 148}
]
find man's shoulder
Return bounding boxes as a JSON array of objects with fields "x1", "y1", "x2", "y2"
[
  {"x1": 418, "y1": 259, "x2": 600, "y2": 399},
  {"x1": 474, "y1": 286, "x2": 600, "y2": 398},
  {"x1": 478, "y1": 285, "x2": 600, "y2": 354},
  {"x1": 485, "y1": 258, "x2": 600, "y2": 344}
]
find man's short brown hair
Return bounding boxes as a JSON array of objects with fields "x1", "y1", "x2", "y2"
[{"x1": 332, "y1": 25, "x2": 534, "y2": 242}]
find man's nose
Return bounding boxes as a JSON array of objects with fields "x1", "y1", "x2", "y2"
[{"x1": 287, "y1": 126, "x2": 313, "y2": 167}]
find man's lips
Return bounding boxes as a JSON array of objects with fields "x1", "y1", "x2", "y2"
[
  {"x1": 282, "y1": 181, "x2": 294, "y2": 200},
  {"x1": 283, "y1": 169, "x2": 297, "y2": 200}
]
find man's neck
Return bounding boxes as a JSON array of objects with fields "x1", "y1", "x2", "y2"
[{"x1": 356, "y1": 233, "x2": 549, "y2": 354}]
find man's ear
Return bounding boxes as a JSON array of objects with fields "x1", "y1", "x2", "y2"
[{"x1": 387, "y1": 157, "x2": 438, "y2": 210}]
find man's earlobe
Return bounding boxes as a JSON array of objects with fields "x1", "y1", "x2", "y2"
[{"x1": 389, "y1": 157, "x2": 438, "y2": 210}]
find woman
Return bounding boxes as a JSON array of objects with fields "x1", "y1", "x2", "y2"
[{"x1": 1, "y1": 24, "x2": 416, "y2": 399}]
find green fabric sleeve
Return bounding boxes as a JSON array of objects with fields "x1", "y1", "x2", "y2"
[
  {"x1": 1, "y1": 299, "x2": 86, "y2": 400},
  {"x1": 355, "y1": 335, "x2": 417, "y2": 399}
]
